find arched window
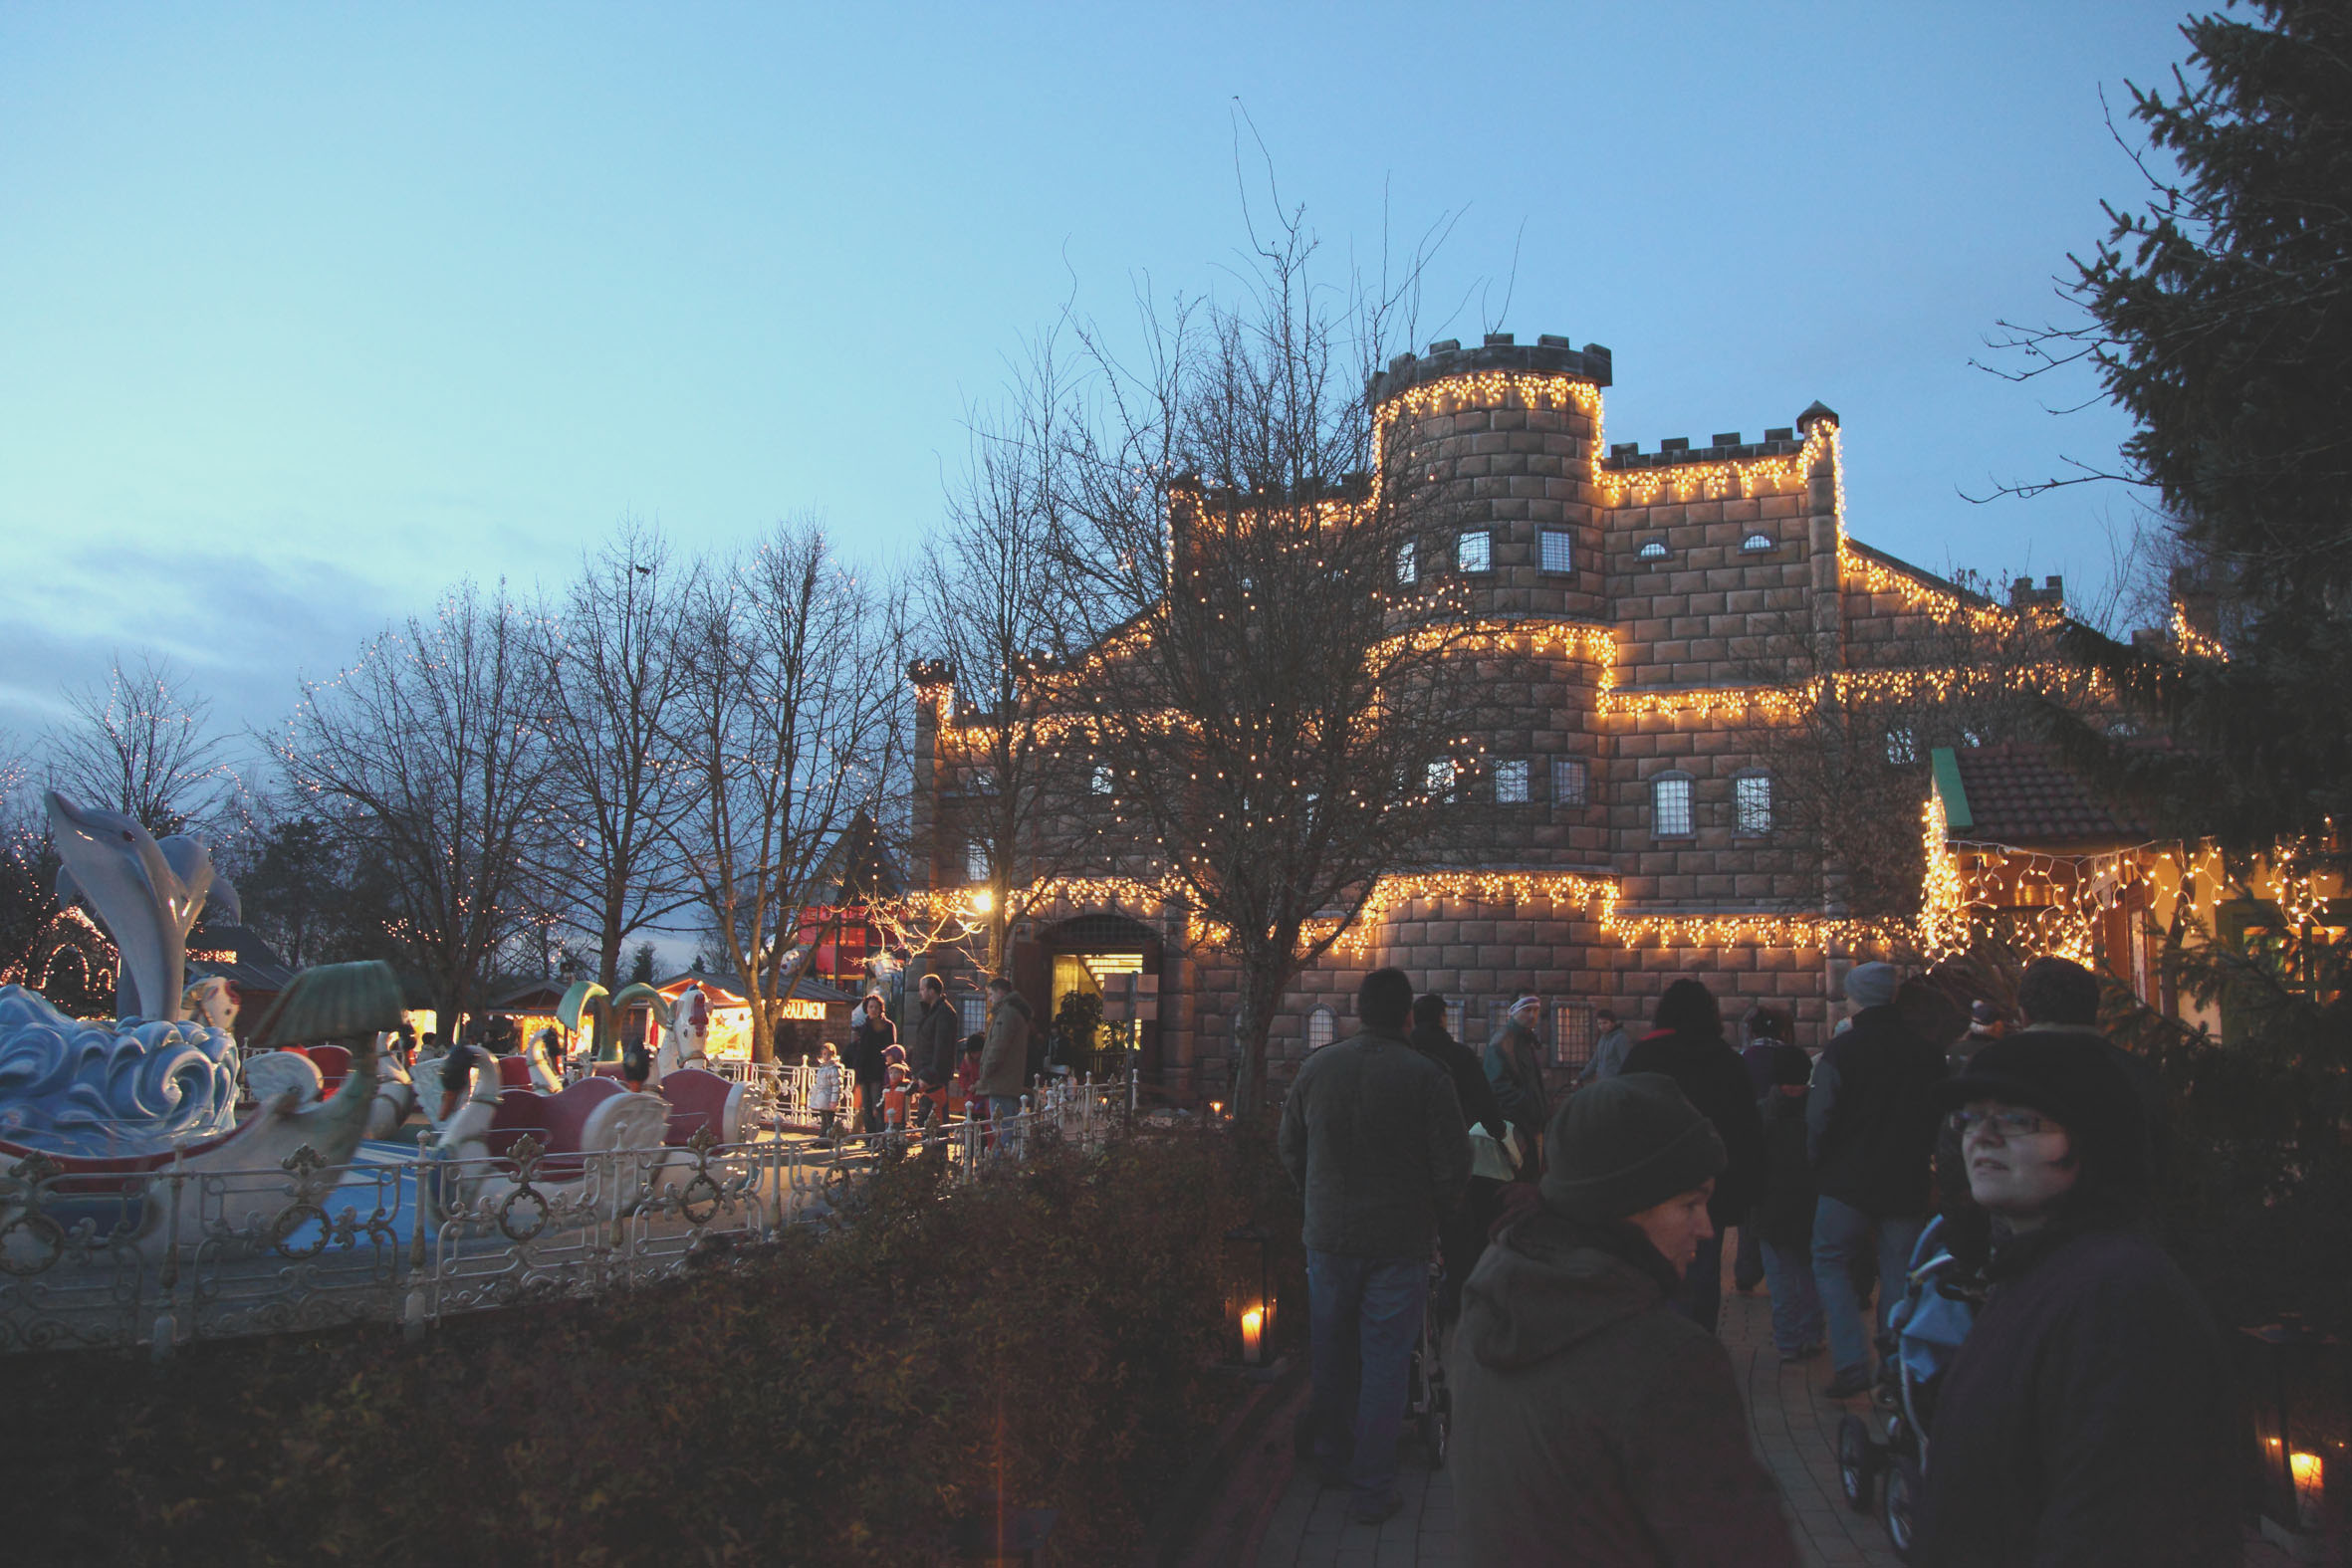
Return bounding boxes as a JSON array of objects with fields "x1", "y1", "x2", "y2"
[
  {"x1": 1742, "y1": 532, "x2": 1775, "y2": 552},
  {"x1": 1637, "y1": 540, "x2": 1669, "y2": 561},
  {"x1": 1651, "y1": 773, "x2": 1694, "y2": 837},
  {"x1": 1305, "y1": 1007, "x2": 1336, "y2": 1051}
]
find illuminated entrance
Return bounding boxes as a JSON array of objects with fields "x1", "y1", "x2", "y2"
[{"x1": 1018, "y1": 914, "x2": 1161, "y2": 1080}]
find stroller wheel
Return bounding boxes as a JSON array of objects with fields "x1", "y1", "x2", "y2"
[
  {"x1": 1836, "y1": 1414, "x2": 1878, "y2": 1513},
  {"x1": 1884, "y1": 1455, "x2": 1922, "y2": 1561}
]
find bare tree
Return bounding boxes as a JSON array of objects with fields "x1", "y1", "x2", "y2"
[
  {"x1": 534, "y1": 521, "x2": 704, "y2": 990},
  {"x1": 46, "y1": 653, "x2": 232, "y2": 836},
  {"x1": 272, "y1": 580, "x2": 550, "y2": 1026},
  {"x1": 920, "y1": 334, "x2": 1102, "y2": 971},
  {"x1": 1049, "y1": 205, "x2": 1486, "y2": 1120},
  {"x1": 665, "y1": 521, "x2": 902, "y2": 1062}
]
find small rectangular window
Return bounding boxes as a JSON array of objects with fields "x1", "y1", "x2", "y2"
[
  {"x1": 1444, "y1": 1000, "x2": 1467, "y2": 1041},
  {"x1": 1090, "y1": 765, "x2": 1115, "y2": 795},
  {"x1": 1736, "y1": 774, "x2": 1772, "y2": 835},
  {"x1": 1539, "y1": 530, "x2": 1574, "y2": 573},
  {"x1": 1652, "y1": 776, "x2": 1693, "y2": 837},
  {"x1": 1886, "y1": 727, "x2": 1918, "y2": 766},
  {"x1": 1426, "y1": 759, "x2": 1455, "y2": 796},
  {"x1": 1553, "y1": 1003, "x2": 1594, "y2": 1070},
  {"x1": 1396, "y1": 540, "x2": 1418, "y2": 585},
  {"x1": 965, "y1": 841, "x2": 991, "y2": 884},
  {"x1": 1552, "y1": 757, "x2": 1588, "y2": 806},
  {"x1": 957, "y1": 996, "x2": 986, "y2": 1035},
  {"x1": 1457, "y1": 531, "x2": 1492, "y2": 573},
  {"x1": 1495, "y1": 760, "x2": 1529, "y2": 803}
]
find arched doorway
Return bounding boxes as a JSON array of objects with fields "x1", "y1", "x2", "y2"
[{"x1": 1016, "y1": 913, "x2": 1163, "y2": 1082}]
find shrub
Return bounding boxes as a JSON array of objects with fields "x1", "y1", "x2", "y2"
[{"x1": 0, "y1": 1127, "x2": 1292, "y2": 1565}]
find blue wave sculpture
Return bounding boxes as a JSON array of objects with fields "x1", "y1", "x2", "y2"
[{"x1": 0, "y1": 985, "x2": 240, "y2": 1158}]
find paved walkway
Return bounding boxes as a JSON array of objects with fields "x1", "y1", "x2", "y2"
[{"x1": 1248, "y1": 1247, "x2": 1906, "y2": 1568}]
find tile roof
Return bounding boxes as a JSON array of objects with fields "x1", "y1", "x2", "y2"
[{"x1": 1939, "y1": 743, "x2": 2151, "y2": 848}]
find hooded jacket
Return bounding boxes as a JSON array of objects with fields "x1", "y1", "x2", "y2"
[
  {"x1": 1408, "y1": 1018, "x2": 1511, "y2": 1144},
  {"x1": 1618, "y1": 1026, "x2": 1768, "y2": 1228},
  {"x1": 1278, "y1": 1025, "x2": 1471, "y2": 1258},
  {"x1": 974, "y1": 992, "x2": 1033, "y2": 1099},
  {"x1": 1449, "y1": 1208, "x2": 1799, "y2": 1567}
]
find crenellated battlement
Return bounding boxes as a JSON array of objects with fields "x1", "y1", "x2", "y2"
[{"x1": 1370, "y1": 331, "x2": 1612, "y2": 403}]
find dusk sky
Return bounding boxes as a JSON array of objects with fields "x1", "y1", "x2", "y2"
[{"x1": 2, "y1": 2, "x2": 2193, "y2": 751}]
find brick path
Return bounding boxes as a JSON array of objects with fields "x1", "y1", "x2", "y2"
[{"x1": 1249, "y1": 1248, "x2": 1903, "y2": 1568}]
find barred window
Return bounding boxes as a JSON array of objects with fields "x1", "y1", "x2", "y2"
[
  {"x1": 1090, "y1": 765, "x2": 1115, "y2": 795},
  {"x1": 957, "y1": 996, "x2": 986, "y2": 1035},
  {"x1": 1554, "y1": 1002, "x2": 1595, "y2": 1070},
  {"x1": 1305, "y1": 1007, "x2": 1335, "y2": 1051},
  {"x1": 1495, "y1": 760, "x2": 1530, "y2": 803},
  {"x1": 1396, "y1": 540, "x2": 1418, "y2": 585},
  {"x1": 1638, "y1": 540, "x2": 1669, "y2": 561},
  {"x1": 1736, "y1": 774, "x2": 1773, "y2": 835},
  {"x1": 1457, "y1": 530, "x2": 1492, "y2": 573},
  {"x1": 1444, "y1": 1000, "x2": 1467, "y2": 1041},
  {"x1": 1539, "y1": 530, "x2": 1574, "y2": 573},
  {"x1": 1426, "y1": 759, "x2": 1456, "y2": 797},
  {"x1": 1552, "y1": 757, "x2": 1588, "y2": 806},
  {"x1": 1652, "y1": 775, "x2": 1694, "y2": 837},
  {"x1": 1742, "y1": 532, "x2": 1775, "y2": 553},
  {"x1": 1886, "y1": 727, "x2": 1918, "y2": 766},
  {"x1": 965, "y1": 841, "x2": 991, "y2": 884}
]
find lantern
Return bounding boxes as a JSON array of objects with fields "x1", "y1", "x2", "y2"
[
  {"x1": 1224, "y1": 1225, "x2": 1276, "y2": 1368},
  {"x1": 2239, "y1": 1320, "x2": 2347, "y2": 1552}
]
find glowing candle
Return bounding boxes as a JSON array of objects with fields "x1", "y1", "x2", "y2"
[
  {"x1": 2292, "y1": 1451, "x2": 2325, "y2": 1529},
  {"x1": 1241, "y1": 1306, "x2": 1265, "y2": 1365}
]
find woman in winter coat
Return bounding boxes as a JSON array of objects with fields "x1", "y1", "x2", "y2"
[
  {"x1": 1619, "y1": 979, "x2": 1768, "y2": 1333},
  {"x1": 1451, "y1": 1073, "x2": 1798, "y2": 1568}
]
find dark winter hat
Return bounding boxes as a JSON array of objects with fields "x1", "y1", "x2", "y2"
[
  {"x1": 1652, "y1": 978, "x2": 1722, "y2": 1037},
  {"x1": 1540, "y1": 1072, "x2": 1727, "y2": 1223},
  {"x1": 1843, "y1": 962, "x2": 1899, "y2": 1008},
  {"x1": 1357, "y1": 968, "x2": 1414, "y2": 1030},
  {"x1": 1933, "y1": 1034, "x2": 2150, "y2": 1201},
  {"x1": 1766, "y1": 1043, "x2": 1812, "y2": 1086}
]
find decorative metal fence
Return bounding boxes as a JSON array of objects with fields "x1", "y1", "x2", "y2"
[{"x1": 0, "y1": 1076, "x2": 1122, "y2": 1356}]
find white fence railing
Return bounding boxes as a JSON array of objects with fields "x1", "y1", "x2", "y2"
[{"x1": 0, "y1": 1077, "x2": 1123, "y2": 1357}]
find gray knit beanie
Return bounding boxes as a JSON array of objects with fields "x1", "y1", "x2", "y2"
[
  {"x1": 1540, "y1": 1072, "x2": 1727, "y2": 1222},
  {"x1": 1843, "y1": 962, "x2": 1899, "y2": 1009}
]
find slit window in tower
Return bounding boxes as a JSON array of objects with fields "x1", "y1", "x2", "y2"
[
  {"x1": 1651, "y1": 775, "x2": 1694, "y2": 837},
  {"x1": 1457, "y1": 530, "x2": 1492, "y2": 573},
  {"x1": 1540, "y1": 530, "x2": 1574, "y2": 573},
  {"x1": 1552, "y1": 757, "x2": 1588, "y2": 806},
  {"x1": 1396, "y1": 540, "x2": 1417, "y2": 585},
  {"x1": 1495, "y1": 760, "x2": 1530, "y2": 803}
]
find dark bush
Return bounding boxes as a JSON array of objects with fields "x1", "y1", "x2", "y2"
[{"x1": 0, "y1": 1126, "x2": 1294, "y2": 1565}]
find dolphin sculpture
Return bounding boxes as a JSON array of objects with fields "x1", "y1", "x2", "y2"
[{"x1": 46, "y1": 791, "x2": 240, "y2": 1024}]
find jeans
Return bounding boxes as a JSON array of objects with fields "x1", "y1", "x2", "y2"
[
  {"x1": 1306, "y1": 1249, "x2": 1428, "y2": 1507},
  {"x1": 1670, "y1": 1231, "x2": 1725, "y2": 1334},
  {"x1": 1760, "y1": 1236, "x2": 1824, "y2": 1357},
  {"x1": 1811, "y1": 1197, "x2": 1924, "y2": 1377},
  {"x1": 988, "y1": 1094, "x2": 1024, "y2": 1154}
]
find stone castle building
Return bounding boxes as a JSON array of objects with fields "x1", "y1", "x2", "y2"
[{"x1": 909, "y1": 333, "x2": 2028, "y2": 1097}]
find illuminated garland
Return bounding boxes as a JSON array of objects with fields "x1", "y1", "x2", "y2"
[
  {"x1": 1840, "y1": 546, "x2": 2018, "y2": 634},
  {"x1": 2171, "y1": 604, "x2": 2229, "y2": 661},
  {"x1": 1597, "y1": 662, "x2": 2111, "y2": 722},
  {"x1": 1593, "y1": 423, "x2": 1832, "y2": 508}
]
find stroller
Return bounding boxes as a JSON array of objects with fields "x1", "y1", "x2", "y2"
[
  {"x1": 1407, "y1": 1245, "x2": 1453, "y2": 1466},
  {"x1": 1837, "y1": 1215, "x2": 1978, "y2": 1561}
]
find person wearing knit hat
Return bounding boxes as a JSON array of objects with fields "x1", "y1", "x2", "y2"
[
  {"x1": 1482, "y1": 994, "x2": 1551, "y2": 1172},
  {"x1": 1451, "y1": 1075, "x2": 1798, "y2": 1566},
  {"x1": 1807, "y1": 963, "x2": 1949, "y2": 1398},
  {"x1": 1910, "y1": 1035, "x2": 2234, "y2": 1567}
]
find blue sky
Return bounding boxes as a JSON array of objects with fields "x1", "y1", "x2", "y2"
[{"x1": 0, "y1": 2, "x2": 2193, "y2": 747}]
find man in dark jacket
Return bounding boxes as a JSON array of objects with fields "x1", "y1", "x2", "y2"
[
  {"x1": 1408, "y1": 992, "x2": 1511, "y2": 1325},
  {"x1": 1482, "y1": 995, "x2": 1549, "y2": 1164},
  {"x1": 1450, "y1": 1073, "x2": 1799, "y2": 1567},
  {"x1": 846, "y1": 994, "x2": 896, "y2": 1135},
  {"x1": 1914, "y1": 1035, "x2": 2235, "y2": 1567},
  {"x1": 908, "y1": 974, "x2": 960, "y2": 1129},
  {"x1": 1619, "y1": 979, "x2": 1767, "y2": 1334},
  {"x1": 1807, "y1": 961, "x2": 1947, "y2": 1396},
  {"x1": 1755, "y1": 1042, "x2": 1822, "y2": 1361},
  {"x1": 1279, "y1": 968, "x2": 1471, "y2": 1526}
]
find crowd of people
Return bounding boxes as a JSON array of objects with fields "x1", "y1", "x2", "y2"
[{"x1": 1279, "y1": 958, "x2": 2238, "y2": 1565}]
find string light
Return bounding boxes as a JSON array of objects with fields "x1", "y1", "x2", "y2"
[{"x1": 2171, "y1": 603, "x2": 2229, "y2": 661}]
